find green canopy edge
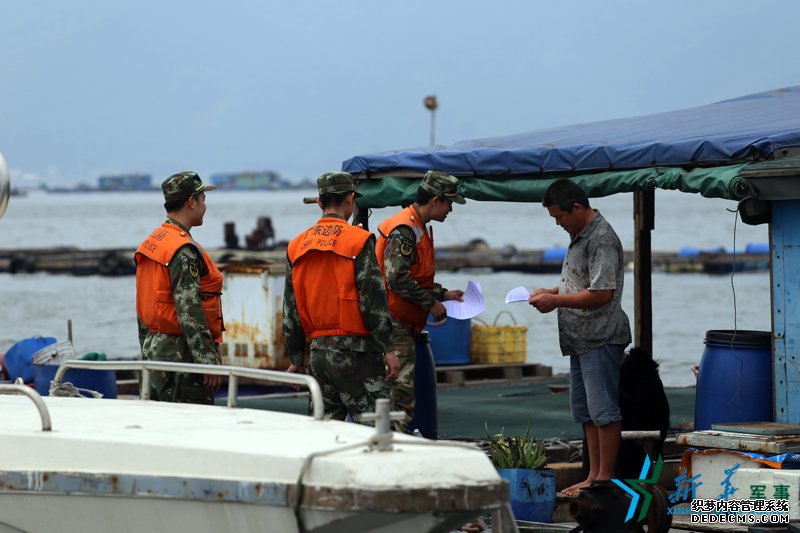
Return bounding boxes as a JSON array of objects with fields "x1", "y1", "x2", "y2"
[{"x1": 355, "y1": 164, "x2": 752, "y2": 208}]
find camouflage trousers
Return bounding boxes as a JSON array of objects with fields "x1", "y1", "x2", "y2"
[
  {"x1": 308, "y1": 347, "x2": 388, "y2": 423},
  {"x1": 389, "y1": 321, "x2": 416, "y2": 433},
  {"x1": 143, "y1": 352, "x2": 214, "y2": 405}
]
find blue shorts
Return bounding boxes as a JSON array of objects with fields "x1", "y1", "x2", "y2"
[{"x1": 570, "y1": 344, "x2": 625, "y2": 426}]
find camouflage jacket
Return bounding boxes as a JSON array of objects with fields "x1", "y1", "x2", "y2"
[
  {"x1": 382, "y1": 217, "x2": 446, "y2": 311},
  {"x1": 137, "y1": 218, "x2": 220, "y2": 367},
  {"x1": 282, "y1": 217, "x2": 394, "y2": 365}
]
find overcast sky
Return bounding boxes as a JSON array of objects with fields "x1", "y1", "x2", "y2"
[{"x1": 2, "y1": 1, "x2": 800, "y2": 185}]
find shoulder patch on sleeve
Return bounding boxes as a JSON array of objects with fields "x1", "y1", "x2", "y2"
[
  {"x1": 188, "y1": 259, "x2": 200, "y2": 278},
  {"x1": 399, "y1": 239, "x2": 414, "y2": 257}
]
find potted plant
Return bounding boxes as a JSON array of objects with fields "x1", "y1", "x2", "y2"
[{"x1": 485, "y1": 421, "x2": 556, "y2": 523}]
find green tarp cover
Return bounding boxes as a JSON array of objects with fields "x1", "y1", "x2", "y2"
[{"x1": 356, "y1": 164, "x2": 752, "y2": 208}]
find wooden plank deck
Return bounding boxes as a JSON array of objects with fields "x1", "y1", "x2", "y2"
[{"x1": 436, "y1": 362, "x2": 553, "y2": 385}]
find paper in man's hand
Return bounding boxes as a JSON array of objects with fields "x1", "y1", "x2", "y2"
[
  {"x1": 442, "y1": 280, "x2": 485, "y2": 320},
  {"x1": 505, "y1": 286, "x2": 531, "y2": 304}
]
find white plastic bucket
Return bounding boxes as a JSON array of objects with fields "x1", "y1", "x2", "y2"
[{"x1": 31, "y1": 341, "x2": 76, "y2": 366}]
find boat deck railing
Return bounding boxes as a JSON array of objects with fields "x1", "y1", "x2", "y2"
[
  {"x1": 0, "y1": 383, "x2": 52, "y2": 430},
  {"x1": 51, "y1": 360, "x2": 325, "y2": 420}
]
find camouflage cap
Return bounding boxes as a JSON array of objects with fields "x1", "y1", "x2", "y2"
[
  {"x1": 419, "y1": 170, "x2": 466, "y2": 204},
  {"x1": 317, "y1": 171, "x2": 361, "y2": 197},
  {"x1": 162, "y1": 171, "x2": 216, "y2": 203}
]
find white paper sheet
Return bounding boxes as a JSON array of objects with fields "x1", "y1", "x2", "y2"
[
  {"x1": 442, "y1": 280, "x2": 485, "y2": 320},
  {"x1": 504, "y1": 286, "x2": 531, "y2": 304}
]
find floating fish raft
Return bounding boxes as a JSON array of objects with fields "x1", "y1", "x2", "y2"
[{"x1": 0, "y1": 243, "x2": 771, "y2": 276}]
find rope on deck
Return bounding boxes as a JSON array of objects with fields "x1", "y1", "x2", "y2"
[{"x1": 49, "y1": 380, "x2": 103, "y2": 399}]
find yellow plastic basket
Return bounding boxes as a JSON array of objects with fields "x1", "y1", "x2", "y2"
[{"x1": 470, "y1": 311, "x2": 527, "y2": 364}]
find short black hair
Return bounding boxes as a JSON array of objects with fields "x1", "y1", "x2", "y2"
[
  {"x1": 542, "y1": 178, "x2": 590, "y2": 212},
  {"x1": 164, "y1": 195, "x2": 189, "y2": 213},
  {"x1": 164, "y1": 192, "x2": 200, "y2": 213},
  {"x1": 414, "y1": 187, "x2": 437, "y2": 206},
  {"x1": 319, "y1": 191, "x2": 351, "y2": 209}
]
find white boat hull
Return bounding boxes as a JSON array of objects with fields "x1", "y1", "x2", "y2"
[
  {"x1": 0, "y1": 493, "x2": 480, "y2": 533},
  {"x1": 0, "y1": 391, "x2": 506, "y2": 533}
]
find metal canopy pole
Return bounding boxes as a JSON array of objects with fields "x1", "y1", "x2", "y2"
[{"x1": 633, "y1": 189, "x2": 654, "y2": 355}]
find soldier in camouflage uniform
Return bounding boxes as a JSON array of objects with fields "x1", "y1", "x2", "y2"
[
  {"x1": 283, "y1": 172, "x2": 399, "y2": 422},
  {"x1": 375, "y1": 171, "x2": 466, "y2": 433},
  {"x1": 135, "y1": 171, "x2": 223, "y2": 404}
]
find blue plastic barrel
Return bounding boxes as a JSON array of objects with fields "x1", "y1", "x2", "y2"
[
  {"x1": 497, "y1": 468, "x2": 556, "y2": 522},
  {"x1": 678, "y1": 246, "x2": 700, "y2": 258},
  {"x1": 745, "y1": 242, "x2": 770, "y2": 255},
  {"x1": 694, "y1": 330, "x2": 772, "y2": 430},
  {"x1": 425, "y1": 316, "x2": 471, "y2": 365},
  {"x1": 543, "y1": 247, "x2": 568, "y2": 262},
  {"x1": 4, "y1": 337, "x2": 56, "y2": 383},
  {"x1": 408, "y1": 331, "x2": 437, "y2": 439},
  {"x1": 34, "y1": 365, "x2": 118, "y2": 399}
]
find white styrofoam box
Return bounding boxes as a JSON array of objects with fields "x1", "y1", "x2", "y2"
[
  {"x1": 691, "y1": 452, "x2": 763, "y2": 501},
  {"x1": 691, "y1": 451, "x2": 798, "y2": 520},
  {"x1": 726, "y1": 467, "x2": 800, "y2": 520}
]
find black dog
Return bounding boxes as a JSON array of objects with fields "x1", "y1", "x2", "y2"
[{"x1": 616, "y1": 347, "x2": 671, "y2": 479}]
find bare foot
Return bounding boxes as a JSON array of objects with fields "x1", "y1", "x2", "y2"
[{"x1": 562, "y1": 478, "x2": 593, "y2": 497}]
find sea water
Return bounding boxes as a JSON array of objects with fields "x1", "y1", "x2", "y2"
[{"x1": 0, "y1": 188, "x2": 770, "y2": 386}]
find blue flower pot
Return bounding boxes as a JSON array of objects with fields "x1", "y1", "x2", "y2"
[{"x1": 497, "y1": 468, "x2": 556, "y2": 523}]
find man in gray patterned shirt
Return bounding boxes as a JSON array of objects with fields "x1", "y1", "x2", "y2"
[{"x1": 530, "y1": 178, "x2": 631, "y2": 496}]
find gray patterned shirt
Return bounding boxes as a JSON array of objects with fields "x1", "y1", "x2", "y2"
[{"x1": 557, "y1": 211, "x2": 631, "y2": 356}]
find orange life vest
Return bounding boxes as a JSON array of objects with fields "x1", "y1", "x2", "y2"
[
  {"x1": 286, "y1": 217, "x2": 372, "y2": 338},
  {"x1": 376, "y1": 206, "x2": 435, "y2": 331},
  {"x1": 135, "y1": 223, "x2": 225, "y2": 343}
]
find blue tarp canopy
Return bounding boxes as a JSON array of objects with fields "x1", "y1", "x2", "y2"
[
  {"x1": 343, "y1": 86, "x2": 800, "y2": 178},
  {"x1": 343, "y1": 86, "x2": 800, "y2": 207}
]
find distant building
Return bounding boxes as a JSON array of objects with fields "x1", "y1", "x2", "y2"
[
  {"x1": 97, "y1": 174, "x2": 152, "y2": 191},
  {"x1": 210, "y1": 171, "x2": 282, "y2": 190}
]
